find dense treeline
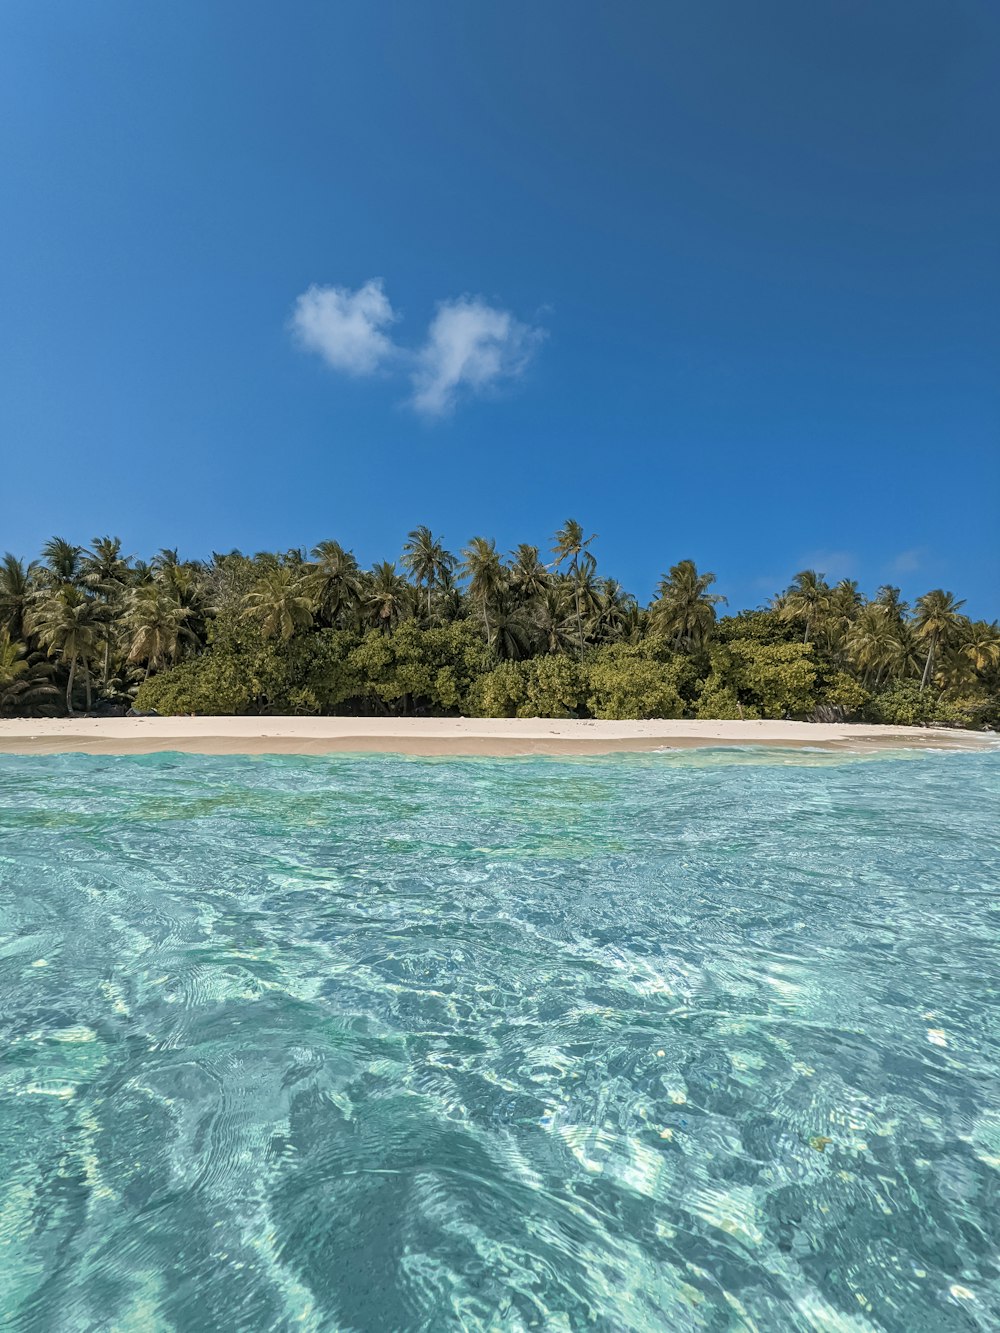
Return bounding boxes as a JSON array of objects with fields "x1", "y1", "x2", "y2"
[{"x1": 1, "y1": 524, "x2": 997, "y2": 727}]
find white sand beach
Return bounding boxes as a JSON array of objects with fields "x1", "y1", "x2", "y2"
[{"x1": 0, "y1": 716, "x2": 994, "y2": 756}]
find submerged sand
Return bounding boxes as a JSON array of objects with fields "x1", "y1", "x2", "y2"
[{"x1": 0, "y1": 717, "x2": 994, "y2": 756}]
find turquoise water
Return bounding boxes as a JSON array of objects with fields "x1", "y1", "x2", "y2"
[{"x1": 1, "y1": 749, "x2": 998, "y2": 1332}]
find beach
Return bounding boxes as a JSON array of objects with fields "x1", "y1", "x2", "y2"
[{"x1": 0, "y1": 716, "x2": 994, "y2": 756}]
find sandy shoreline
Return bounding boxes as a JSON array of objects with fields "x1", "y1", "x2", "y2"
[{"x1": 0, "y1": 716, "x2": 995, "y2": 757}]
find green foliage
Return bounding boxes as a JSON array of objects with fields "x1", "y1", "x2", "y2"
[
  {"x1": 135, "y1": 653, "x2": 253, "y2": 714},
  {"x1": 1, "y1": 530, "x2": 995, "y2": 727},
  {"x1": 700, "y1": 641, "x2": 817, "y2": 719},
  {"x1": 585, "y1": 645, "x2": 684, "y2": 719},
  {"x1": 865, "y1": 682, "x2": 994, "y2": 730},
  {"x1": 695, "y1": 683, "x2": 755, "y2": 720},
  {"x1": 716, "y1": 609, "x2": 801, "y2": 646},
  {"x1": 821, "y1": 672, "x2": 871, "y2": 717},
  {"x1": 468, "y1": 655, "x2": 584, "y2": 718}
]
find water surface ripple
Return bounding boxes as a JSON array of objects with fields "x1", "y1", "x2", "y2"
[{"x1": 1, "y1": 749, "x2": 998, "y2": 1331}]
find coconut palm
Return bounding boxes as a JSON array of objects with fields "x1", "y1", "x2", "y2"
[
  {"x1": 40, "y1": 537, "x2": 83, "y2": 588},
  {"x1": 914, "y1": 589, "x2": 966, "y2": 689},
  {"x1": 508, "y1": 544, "x2": 550, "y2": 606},
  {"x1": 126, "y1": 584, "x2": 197, "y2": 678},
  {"x1": 531, "y1": 586, "x2": 577, "y2": 655},
  {"x1": 847, "y1": 604, "x2": 905, "y2": 687},
  {"x1": 591, "y1": 580, "x2": 639, "y2": 644},
  {"x1": 875, "y1": 585, "x2": 909, "y2": 625},
  {"x1": 307, "y1": 541, "x2": 363, "y2": 627},
  {"x1": 461, "y1": 537, "x2": 505, "y2": 642},
  {"x1": 551, "y1": 519, "x2": 596, "y2": 655},
  {"x1": 0, "y1": 634, "x2": 59, "y2": 716},
  {"x1": 82, "y1": 536, "x2": 132, "y2": 685},
  {"x1": 401, "y1": 527, "x2": 455, "y2": 620},
  {"x1": 489, "y1": 595, "x2": 533, "y2": 661},
  {"x1": 779, "y1": 570, "x2": 830, "y2": 644},
  {"x1": 29, "y1": 585, "x2": 102, "y2": 712},
  {"x1": 650, "y1": 560, "x2": 725, "y2": 651},
  {"x1": 0, "y1": 553, "x2": 37, "y2": 641},
  {"x1": 961, "y1": 620, "x2": 1000, "y2": 676},
  {"x1": 430, "y1": 567, "x2": 465, "y2": 626},
  {"x1": 822, "y1": 579, "x2": 864, "y2": 661},
  {"x1": 364, "y1": 562, "x2": 412, "y2": 633},
  {"x1": 243, "y1": 567, "x2": 314, "y2": 641},
  {"x1": 83, "y1": 536, "x2": 129, "y2": 589}
]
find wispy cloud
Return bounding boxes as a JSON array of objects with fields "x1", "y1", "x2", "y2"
[
  {"x1": 291, "y1": 279, "x2": 544, "y2": 416},
  {"x1": 798, "y1": 549, "x2": 856, "y2": 579},
  {"x1": 290, "y1": 279, "x2": 398, "y2": 376},
  {"x1": 889, "y1": 548, "x2": 923, "y2": 575},
  {"x1": 410, "y1": 297, "x2": 545, "y2": 416}
]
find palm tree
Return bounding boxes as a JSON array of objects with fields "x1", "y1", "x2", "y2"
[
  {"x1": 875, "y1": 585, "x2": 909, "y2": 625},
  {"x1": 461, "y1": 537, "x2": 505, "y2": 643},
  {"x1": 401, "y1": 527, "x2": 455, "y2": 620},
  {"x1": 430, "y1": 566, "x2": 465, "y2": 625},
  {"x1": 914, "y1": 589, "x2": 966, "y2": 689},
  {"x1": 508, "y1": 544, "x2": 550, "y2": 605},
  {"x1": 83, "y1": 536, "x2": 129, "y2": 588},
  {"x1": 847, "y1": 604, "x2": 905, "y2": 687},
  {"x1": 0, "y1": 634, "x2": 59, "y2": 716},
  {"x1": 650, "y1": 560, "x2": 725, "y2": 651},
  {"x1": 531, "y1": 585, "x2": 577, "y2": 655},
  {"x1": 591, "y1": 580, "x2": 639, "y2": 644},
  {"x1": 126, "y1": 584, "x2": 196, "y2": 678},
  {"x1": 551, "y1": 519, "x2": 596, "y2": 655},
  {"x1": 29, "y1": 585, "x2": 101, "y2": 712},
  {"x1": 365, "y1": 562, "x2": 411, "y2": 634},
  {"x1": 0, "y1": 553, "x2": 37, "y2": 641},
  {"x1": 307, "y1": 541, "x2": 363, "y2": 628},
  {"x1": 780, "y1": 570, "x2": 830, "y2": 644},
  {"x1": 961, "y1": 620, "x2": 1000, "y2": 676},
  {"x1": 40, "y1": 537, "x2": 83, "y2": 587},
  {"x1": 82, "y1": 536, "x2": 131, "y2": 685},
  {"x1": 489, "y1": 595, "x2": 533, "y2": 661},
  {"x1": 243, "y1": 567, "x2": 314, "y2": 641},
  {"x1": 823, "y1": 579, "x2": 863, "y2": 662}
]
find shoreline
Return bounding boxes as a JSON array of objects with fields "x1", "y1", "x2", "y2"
[{"x1": 0, "y1": 717, "x2": 995, "y2": 757}]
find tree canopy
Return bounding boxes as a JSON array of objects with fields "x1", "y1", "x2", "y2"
[{"x1": 1, "y1": 526, "x2": 996, "y2": 728}]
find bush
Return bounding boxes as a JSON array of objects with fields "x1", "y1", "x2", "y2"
[
  {"x1": 695, "y1": 683, "x2": 755, "y2": 720},
  {"x1": 468, "y1": 655, "x2": 584, "y2": 718},
  {"x1": 135, "y1": 653, "x2": 253, "y2": 714},
  {"x1": 698, "y1": 641, "x2": 817, "y2": 718},
  {"x1": 820, "y1": 672, "x2": 871, "y2": 718},
  {"x1": 867, "y1": 683, "x2": 995, "y2": 730},
  {"x1": 585, "y1": 655, "x2": 683, "y2": 719}
]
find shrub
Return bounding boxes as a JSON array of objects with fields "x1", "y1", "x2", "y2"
[{"x1": 585, "y1": 657, "x2": 683, "y2": 719}]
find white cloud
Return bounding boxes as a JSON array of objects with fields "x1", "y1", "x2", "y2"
[
  {"x1": 290, "y1": 280, "x2": 545, "y2": 415},
  {"x1": 889, "y1": 548, "x2": 923, "y2": 575},
  {"x1": 798, "y1": 549, "x2": 856, "y2": 579},
  {"x1": 410, "y1": 297, "x2": 544, "y2": 416},
  {"x1": 291, "y1": 278, "x2": 398, "y2": 376}
]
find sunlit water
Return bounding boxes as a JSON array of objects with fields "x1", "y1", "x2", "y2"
[{"x1": 1, "y1": 749, "x2": 999, "y2": 1332}]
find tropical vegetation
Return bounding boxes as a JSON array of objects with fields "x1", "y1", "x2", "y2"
[{"x1": 0, "y1": 528, "x2": 997, "y2": 727}]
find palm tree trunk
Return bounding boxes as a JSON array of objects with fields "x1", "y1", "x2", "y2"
[
  {"x1": 65, "y1": 656, "x2": 76, "y2": 714},
  {"x1": 84, "y1": 663, "x2": 92, "y2": 711},
  {"x1": 920, "y1": 640, "x2": 935, "y2": 690},
  {"x1": 103, "y1": 636, "x2": 111, "y2": 687}
]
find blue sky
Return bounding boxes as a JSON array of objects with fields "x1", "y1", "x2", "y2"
[{"x1": 1, "y1": 1, "x2": 997, "y2": 615}]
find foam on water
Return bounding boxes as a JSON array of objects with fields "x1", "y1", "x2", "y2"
[{"x1": 1, "y1": 749, "x2": 998, "y2": 1331}]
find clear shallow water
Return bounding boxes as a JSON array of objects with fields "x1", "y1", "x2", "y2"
[{"x1": 1, "y1": 749, "x2": 998, "y2": 1333}]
